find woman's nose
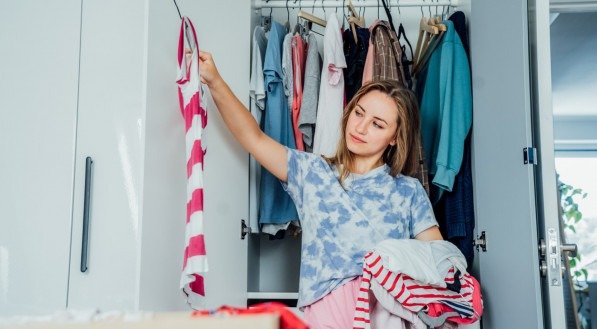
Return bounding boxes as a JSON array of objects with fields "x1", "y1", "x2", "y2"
[{"x1": 355, "y1": 120, "x2": 368, "y2": 134}]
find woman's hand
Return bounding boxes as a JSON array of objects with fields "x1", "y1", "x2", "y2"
[{"x1": 198, "y1": 51, "x2": 223, "y2": 88}]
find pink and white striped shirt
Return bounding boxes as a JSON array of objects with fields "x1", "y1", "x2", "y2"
[
  {"x1": 353, "y1": 251, "x2": 479, "y2": 329},
  {"x1": 176, "y1": 17, "x2": 208, "y2": 308}
]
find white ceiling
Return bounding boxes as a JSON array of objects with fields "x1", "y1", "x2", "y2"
[{"x1": 550, "y1": 12, "x2": 597, "y2": 117}]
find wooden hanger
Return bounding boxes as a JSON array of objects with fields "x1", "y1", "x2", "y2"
[
  {"x1": 346, "y1": 0, "x2": 365, "y2": 44},
  {"x1": 413, "y1": 17, "x2": 439, "y2": 67},
  {"x1": 298, "y1": 10, "x2": 326, "y2": 28},
  {"x1": 413, "y1": 18, "x2": 447, "y2": 75}
]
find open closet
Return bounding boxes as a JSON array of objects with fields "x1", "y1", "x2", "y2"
[
  {"x1": 243, "y1": 0, "x2": 473, "y2": 309},
  {"x1": 1, "y1": 0, "x2": 585, "y2": 327}
]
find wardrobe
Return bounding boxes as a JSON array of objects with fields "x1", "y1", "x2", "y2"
[{"x1": 0, "y1": 0, "x2": 581, "y2": 328}]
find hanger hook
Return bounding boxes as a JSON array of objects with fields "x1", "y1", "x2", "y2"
[
  {"x1": 173, "y1": 0, "x2": 183, "y2": 20},
  {"x1": 377, "y1": 0, "x2": 380, "y2": 20},
  {"x1": 396, "y1": 0, "x2": 401, "y2": 16},
  {"x1": 360, "y1": 0, "x2": 365, "y2": 18},
  {"x1": 286, "y1": 0, "x2": 290, "y2": 23},
  {"x1": 321, "y1": 0, "x2": 326, "y2": 18}
]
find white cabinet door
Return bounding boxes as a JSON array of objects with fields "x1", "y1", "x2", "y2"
[
  {"x1": 471, "y1": 0, "x2": 566, "y2": 327},
  {"x1": 0, "y1": 1, "x2": 82, "y2": 316},
  {"x1": 67, "y1": 0, "x2": 147, "y2": 310}
]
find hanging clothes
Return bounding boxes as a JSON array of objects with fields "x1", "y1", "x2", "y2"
[
  {"x1": 361, "y1": 20, "x2": 408, "y2": 87},
  {"x1": 282, "y1": 33, "x2": 294, "y2": 110},
  {"x1": 250, "y1": 26, "x2": 268, "y2": 125},
  {"x1": 418, "y1": 20, "x2": 472, "y2": 202},
  {"x1": 259, "y1": 21, "x2": 299, "y2": 225},
  {"x1": 176, "y1": 17, "x2": 207, "y2": 307},
  {"x1": 249, "y1": 26, "x2": 268, "y2": 232},
  {"x1": 291, "y1": 34, "x2": 306, "y2": 151},
  {"x1": 298, "y1": 33, "x2": 321, "y2": 153},
  {"x1": 361, "y1": 20, "x2": 430, "y2": 195},
  {"x1": 343, "y1": 27, "x2": 370, "y2": 102},
  {"x1": 434, "y1": 11, "x2": 475, "y2": 270},
  {"x1": 378, "y1": 0, "x2": 414, "y2": 89},
  {"x1": 313, "y1": 14, "x2": 347, "y2": 157}
]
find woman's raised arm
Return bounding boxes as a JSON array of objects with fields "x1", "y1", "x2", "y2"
[{"x1": 198, "y1": 51, "x2": 288, "y2": 182}]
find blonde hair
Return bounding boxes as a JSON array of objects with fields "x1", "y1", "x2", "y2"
[{"x1": 325, "y1": 80, "x2": 421, "y2": 185}]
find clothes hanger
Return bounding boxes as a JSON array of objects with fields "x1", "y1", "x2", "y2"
[
  {"x1": 346, "y1": 0, "x2": 363, "y2": 43},
  {"x1": 285, "y1": 0, "x2": 291, "y2": 32},
  {"x1": 293, "y1": 0, "x2": 305, "y2": 35},
  {"x1": 379, "y1": 0, "x2": 396, "y2": 32},
  {"x1": 346, "y1": 0, "x2": 365, "y2": 27},
  {"x1": 413, "y1": 8, "x2": 446, "y2": 75},
  {"x1": 413, "y1": 16, "x2": 438, "y2": 68},
  {"x1": 173, "y1": 0, "x2": 192, "y2": 50},
  {"x1": 298, "y1": 10, "x2": 327, "y2": 27}
]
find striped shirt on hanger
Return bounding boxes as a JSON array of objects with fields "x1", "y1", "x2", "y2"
[{"x1": 176, "y1": 17, "x2": 208, "y2": 308}]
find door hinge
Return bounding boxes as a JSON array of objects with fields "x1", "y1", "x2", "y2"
[
  {"x1": 474, "y1": 231, "x2": 487, "y2": 252},
  {"x1": 241, "y1": 219, "x2": 251, "y2": 240},
  {"x1": 523, "y1": 147, "x2": 538, "y2": 165}
]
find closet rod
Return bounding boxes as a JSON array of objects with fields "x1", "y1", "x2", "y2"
[{"x1": 254, "y1": 0, "x2": 457, "y2": 9}]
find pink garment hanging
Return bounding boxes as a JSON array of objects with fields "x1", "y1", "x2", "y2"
[
  {"x1": 176, "y1": 16, "x2": 208, "y2": 308},
  {"x1": 291, "y1": 34, "x2": 306, "y2": 151}
]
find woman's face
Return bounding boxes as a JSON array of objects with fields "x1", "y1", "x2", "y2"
[{"x1": 345, "y1": 90, "x2": 399, "y2": 160}]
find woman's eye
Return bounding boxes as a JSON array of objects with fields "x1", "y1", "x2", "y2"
[
  {"x1": 355, "y1": 110, "x2": 363, "y2": 117},
  {"x1": 373, "y1": 122, "x2": 383, "y2": 129}
]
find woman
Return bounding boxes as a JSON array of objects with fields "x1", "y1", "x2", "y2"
[{"x1": 198, "y1": 50, "x2": 442, "y2": 328}]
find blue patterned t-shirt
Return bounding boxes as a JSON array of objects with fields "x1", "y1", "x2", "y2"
[{"x1": 282, "y1": 148, "x2": 438, "y2": 308}]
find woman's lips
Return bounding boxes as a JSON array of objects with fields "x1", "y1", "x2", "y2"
[{"x1": 350, "y1": 133, "x2": 366, "y2": 143}]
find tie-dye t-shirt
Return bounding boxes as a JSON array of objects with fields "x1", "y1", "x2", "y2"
[{"x1": 281, "y1": 148, "x2": 438, "y2": 308}]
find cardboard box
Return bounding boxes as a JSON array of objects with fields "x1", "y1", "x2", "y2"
[{"x1": 1, "y1": 312, "x2": 279, "y2": 329}]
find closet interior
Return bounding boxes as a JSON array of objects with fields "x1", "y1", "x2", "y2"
[{"x1": 245, "y1": 0, "x2": 472, "y2": 308}]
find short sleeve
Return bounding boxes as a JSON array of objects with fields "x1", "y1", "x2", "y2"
[
  {"x1": 280, "y1": 147, "x2": 318, "y2": 206},
  {"x1": 324, "y1": 15, "x2": 347, "y2": 86},
  {"x1": 409, "y1": 179, "x2": 439, "y2": 238}
]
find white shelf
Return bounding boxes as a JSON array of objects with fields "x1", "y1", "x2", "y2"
[{"x1": 247, "y1": 292, "x2": 299, "y2": 299}]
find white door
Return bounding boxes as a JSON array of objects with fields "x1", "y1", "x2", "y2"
[
  {"x1": 68, "y1": 0, "x2": 253, "y2": 311},
  {"x1": 470, "y1": 0, "x2": 569, "y2": 327},
  {"x1": 0, "y1": 1, "x2": 82, "y2": 316},
  {"x1": 66, "y1": 0, "x2": 147, "y2": 310}
]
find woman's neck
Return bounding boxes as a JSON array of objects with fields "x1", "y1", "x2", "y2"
[{"x1": 351, "y1": 156, "x2": 384, "y2": 175}]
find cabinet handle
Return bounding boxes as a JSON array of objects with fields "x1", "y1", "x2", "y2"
[{"x1": 80, "y1": 156, "x2": 93, "y2": 273}]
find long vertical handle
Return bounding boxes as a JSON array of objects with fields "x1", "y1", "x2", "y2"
[{"x1": 80, "y1": 156, "x2": 93, "y2": 273}]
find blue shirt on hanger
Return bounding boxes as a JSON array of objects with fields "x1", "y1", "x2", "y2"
[
  {"x1": 419, "y1": 20, "x2": 472, "y2": 201},
  {"x1": 259, "y1": 21, "x2": 299, "y2": 224}
]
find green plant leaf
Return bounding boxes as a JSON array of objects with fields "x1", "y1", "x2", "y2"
[{"x1": 569, "y1": 226, "x2": 576, "y2": 233}]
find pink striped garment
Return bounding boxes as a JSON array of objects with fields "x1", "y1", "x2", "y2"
[
  {"x1": 176, "y1": 17, "x2": 208, "y2": 308},
  {"x1": 353, "y1": 251, "x2": 478, "y2": 329}
]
